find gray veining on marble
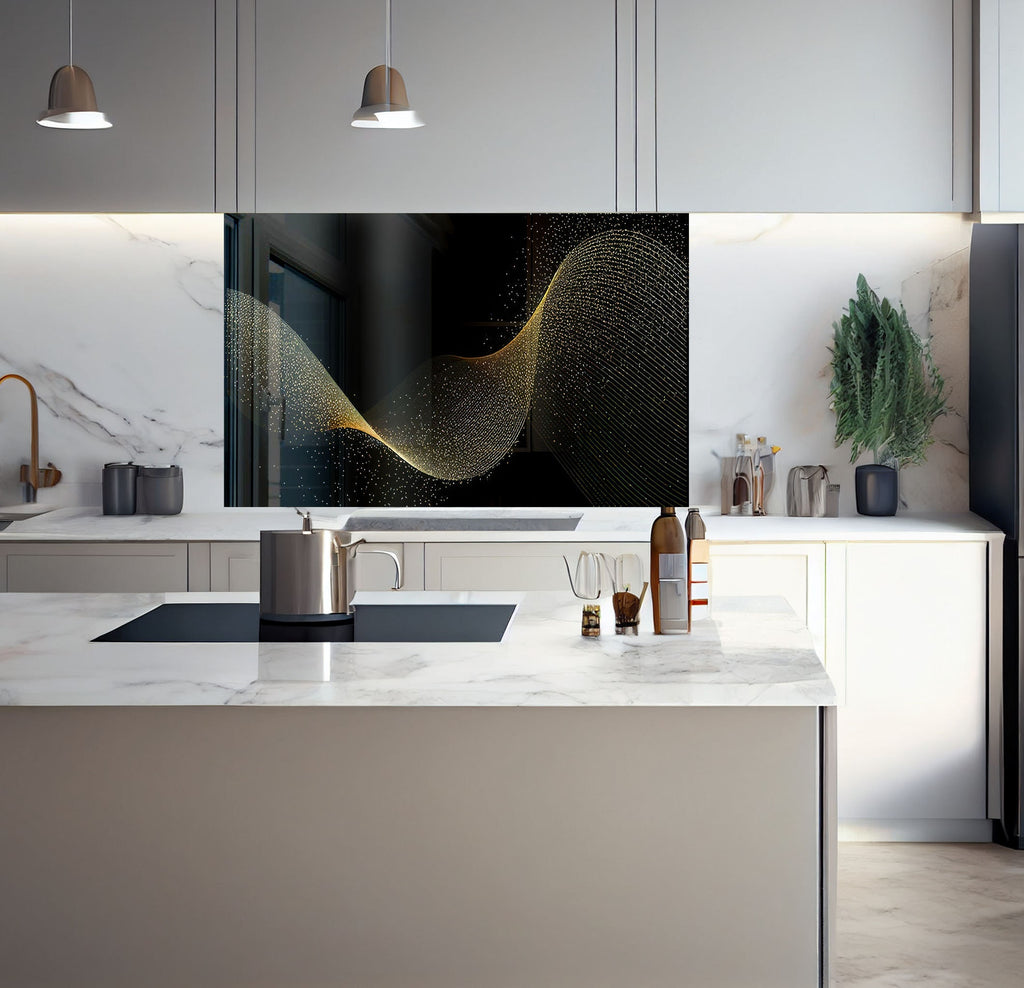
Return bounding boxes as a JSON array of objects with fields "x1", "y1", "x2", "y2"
[
  {"x1": 900, "y1": 248, "x2": 970, "y2": 513},
  {"x1": 0, "y1": 591, "x2": 835, "y2": 707},
  {"x1": 837, "y1": 843, "x2": 1024, "y2": 987},
  {"x1": 0, "y1": 214, "x2": 224, "y2": 510}
]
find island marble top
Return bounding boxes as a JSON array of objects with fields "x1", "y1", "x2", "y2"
[{"x1": 0, "y1": 591, "x2": 835, "y2": 708}]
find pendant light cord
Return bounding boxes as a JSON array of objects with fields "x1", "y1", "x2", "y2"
[
  {"x1": 384, "y1": 0, "x2": 391, "y2": 107},
  {"x1": 69, "y1": 0, "x2": 74, "y2": 66}
]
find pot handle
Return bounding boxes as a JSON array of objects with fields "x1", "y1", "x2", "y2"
[{"x1": 334, "y1": 537, "x2": 402, "y2": 591}]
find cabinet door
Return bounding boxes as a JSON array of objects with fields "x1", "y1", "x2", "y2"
[
  {"x1": 0, "y1": 0, "x2": 215, "y2": 211},
  {"x1": 424, "y1": 542, "x2": 649, "y2": 591},
  {"x1": 210, "y1": 543, "x2": 261, "y2": 592},
  {"x1": 251, "y1": 0, "x2": 616, "y2": 211},
  {"x1": 709, "y1": 543, "x2": 825, "y2": 657},
  {"x1": 656, "y1": 0, "x2": 970, "y2": 211},
  {"x1": 2, "y1": 543, "x2": 188, "y2": 592},
  {"x1": 838, "y1": 542, "x2": 988, "y2": 836},
  {"x1": 986, "y1": 0, "x2": 1024, "y2": 209}
]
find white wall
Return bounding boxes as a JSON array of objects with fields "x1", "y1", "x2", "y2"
[
  {"x1": 0, "y1": 212, "x2": 972, "y2": 515},
  {"x1": 0, "y1": 215, "x2": 223, "y2": 509},
  {"x1": 689, "y1": 214, "x2": 973, "y2": 515}
]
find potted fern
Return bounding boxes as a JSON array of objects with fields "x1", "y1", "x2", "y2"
[{"x1": 829, "y1": 274, "x2": 946, "y2": 515}]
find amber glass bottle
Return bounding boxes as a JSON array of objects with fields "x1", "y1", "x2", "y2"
[{"x1": 651, "y1": 506, "x2": 687, "y2": 634}]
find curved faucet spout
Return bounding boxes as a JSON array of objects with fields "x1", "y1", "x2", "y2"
[
  {"x1": 0, "y1": 374, "x2": 39, "y2": 502},
  {"x1": 0, "y1": 374, "x2": 60, "y2": 504}
]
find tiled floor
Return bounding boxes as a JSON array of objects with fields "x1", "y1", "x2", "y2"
[{"x1": 836, "y1": 843, "x2": 1024, "y2": 987}]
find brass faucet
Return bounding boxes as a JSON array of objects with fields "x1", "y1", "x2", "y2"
[{"x1": 0, "y1": 374, "x2": 61, "y2": 503}]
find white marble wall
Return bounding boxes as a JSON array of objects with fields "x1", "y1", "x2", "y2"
[
  {"x1": 0, "y1": 215, "x2": 223, "y2": 510},
  {"x1": 688, "y1": 214, "x2": 974, "y2": 515}
]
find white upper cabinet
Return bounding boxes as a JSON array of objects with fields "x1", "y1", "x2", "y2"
[
  {"x1": 0, "y1": 0, "x2": 216, "y2": 212},
  {"x1": 0, "y1": 2, "x2": 976, "y2": 213},
  {"x1": 249, "y1": 0, "x2": 617, "y2": 212},
  {"x1": 977, "y1": 0, "x2": 1024, "y2": 212},
  {"x1": 655, "y1": 0, "x2": 972, "y2": 212}
]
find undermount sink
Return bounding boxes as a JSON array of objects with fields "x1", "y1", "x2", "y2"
[
  {"x1": 94, "y1": 601, "x2": 517, "y2": 644},
  {"x1": 342, "y1": 511, "x2": 583, "y2": 532},
  {"x1": 0, "y1": 503, "x2": 57, "y2": 522}
]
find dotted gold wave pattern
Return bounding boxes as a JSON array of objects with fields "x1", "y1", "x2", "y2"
[{"x1": 226, "y1": 228, "x2": 688, "y2": 504}]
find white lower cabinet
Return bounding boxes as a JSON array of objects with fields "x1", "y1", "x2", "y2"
[{"x1": 836, "y1": 541, "x2": 990, "y2": 841}]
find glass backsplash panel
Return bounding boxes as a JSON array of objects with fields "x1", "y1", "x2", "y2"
[{"x1": 225, "y1": 213, "x2": 688, "y2": 507}]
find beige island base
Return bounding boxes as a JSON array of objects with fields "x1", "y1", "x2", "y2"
[{"x1": 0, "y1": 592, "x2": 836, "y2": 988}]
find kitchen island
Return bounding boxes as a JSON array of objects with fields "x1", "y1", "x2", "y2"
[{"x1": 0, "y1": 591, "x2": 836, "y2": 988}]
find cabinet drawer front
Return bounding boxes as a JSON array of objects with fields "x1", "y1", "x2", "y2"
[
  {"x1": 5, "y1": 545, "x2": 188, "y2": 593},
  {"x1": 208, "y1": 542, "x2": 425, "y2": 592},
  {"x1": 425, "y1": 542, "x2": 648, "y2": 591}
]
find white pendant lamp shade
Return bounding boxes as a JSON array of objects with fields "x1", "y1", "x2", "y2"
[
  {"x1": 37, "y1": 65, "x2": 111, "y2": 129},
  {"x1": 351, "y1": 0, "x2": 423, "y2": 129},
  {"x1": 37, "y1": 1, "x2": 112, "y2": 130},
  {"x1": 351, "y1": 65, "x2": 424, "y2": 128}
]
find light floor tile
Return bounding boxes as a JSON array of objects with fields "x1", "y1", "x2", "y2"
[{"x1": 837, "y1": 842, "x2": 1024, "y2": 987}]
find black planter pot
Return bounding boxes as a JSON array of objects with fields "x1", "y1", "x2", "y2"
[{"x1": 855, "y1": 464, "x2": 898, "y2": 516}]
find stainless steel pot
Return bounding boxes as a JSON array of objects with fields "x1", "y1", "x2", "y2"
[{"x1": 259, "y1": 510, "x2": 402, "y2": 619}]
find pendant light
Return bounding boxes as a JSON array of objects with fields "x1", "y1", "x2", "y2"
[
  {"x1": 37, "y1": 0, "x2": 112, "y2": 129},
  {"x1": 351, "y1": 0, "x2": 423, "y2": 129}
]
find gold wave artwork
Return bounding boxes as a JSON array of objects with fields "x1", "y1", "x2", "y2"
[{"x1": 226, "y1": 228, "x2": 688, "y2": 505}]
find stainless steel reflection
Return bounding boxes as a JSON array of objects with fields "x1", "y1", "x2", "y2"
[{"x1": 260, "y1": 515, "x2": 402, "y2": 619}]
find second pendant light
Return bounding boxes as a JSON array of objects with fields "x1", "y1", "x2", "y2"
[{"x1": 351, "y1": 0, "x2": 423, "y2": 129}]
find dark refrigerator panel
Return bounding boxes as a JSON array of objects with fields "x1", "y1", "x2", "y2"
[
  {"x1": 969, "y1": 223, "x2": 1020, "y2": 541},
  {"x1": 1002, "y1": 553, "x2": 1024, "y2": 847},
  {"x1": 969, "y1": 223, "x2": 1024, "y2": 847}
]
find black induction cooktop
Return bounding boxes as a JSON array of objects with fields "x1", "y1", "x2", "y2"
[{"x1": 93, "y1": 602, "x2": 516, "y2": 644}]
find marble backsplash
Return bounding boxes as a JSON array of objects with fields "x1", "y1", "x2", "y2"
[
  {"x1": 0, "y1": 212, "x2": 974, "y2": 515},
  {"x1": 0, "y1": 215, "x2": 224, "y2": 510}
]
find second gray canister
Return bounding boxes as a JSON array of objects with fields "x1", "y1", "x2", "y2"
[{"x1": 136, "y1": 465, "x2": 184, "y2": 515}]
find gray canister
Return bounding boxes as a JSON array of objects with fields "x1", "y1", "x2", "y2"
[
  {"x1": 102, "y1": 462, "x2": 138, "y2": 515},
  {"x1": 136, "y1": 465, "x2": 184, "y2": 515}
]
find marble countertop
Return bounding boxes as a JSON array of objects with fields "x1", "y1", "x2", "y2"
[
  {"x1": 0, "y1": 505, "x2": 1003, "y2": 544},
  {"x1": 0, "y1": 591, "x2": 835, "y2": 708}
]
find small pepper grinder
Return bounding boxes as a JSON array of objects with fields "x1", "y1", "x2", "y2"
[{"x1": 685, "y1": 507, "x2": 710, "y2": 626}]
